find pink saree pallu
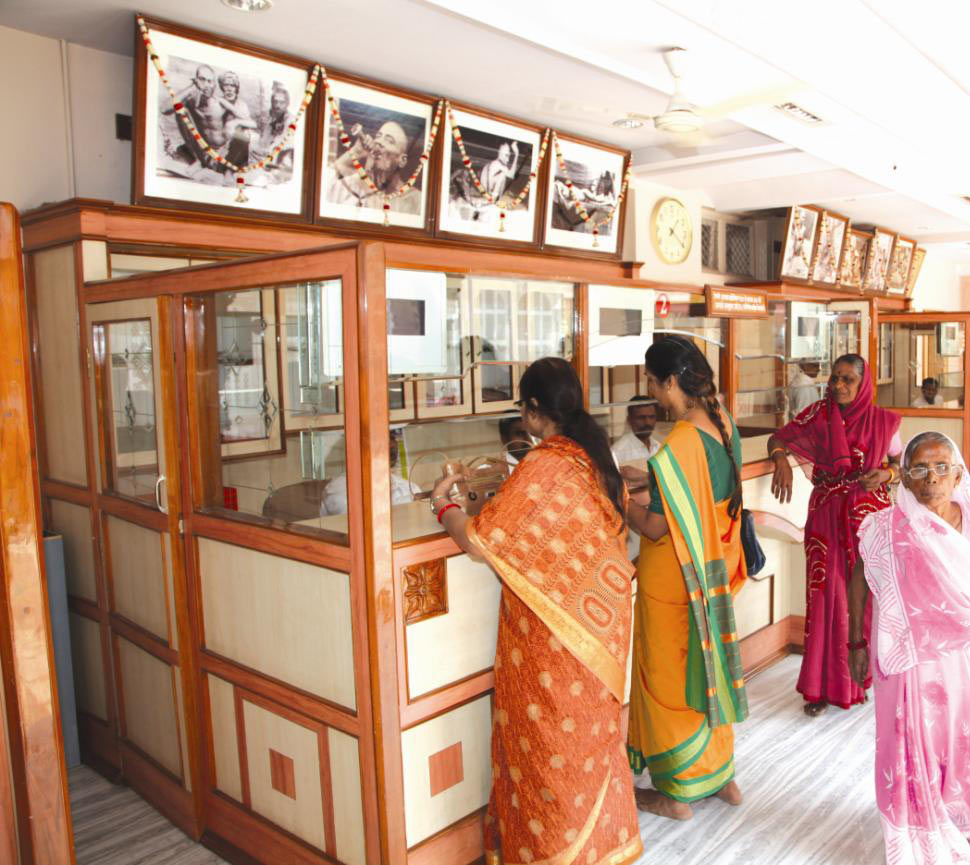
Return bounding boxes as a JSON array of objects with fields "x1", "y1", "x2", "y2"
[{"x1": 858, "y1": 457, "x2": 970, "y2": 865}]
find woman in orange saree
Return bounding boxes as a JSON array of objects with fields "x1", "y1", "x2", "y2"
[
  {"x1": 433, "y1": 357, "x2": 643, "y2": 865},
  {"x1": 625, "y1": 336, "x2": 748, "y2": 820}
]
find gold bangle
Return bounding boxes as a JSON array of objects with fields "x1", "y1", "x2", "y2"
[
  {"x1": 887, "y1": 465, "x2": 898, "y2": 484},
  {"x1": 769, "y1": 447, "x2": 786, "y2": 459}
]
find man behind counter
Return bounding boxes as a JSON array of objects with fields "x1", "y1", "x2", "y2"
[{"x1": 912, "y1": 377, "x2": 944, "y2": 407}]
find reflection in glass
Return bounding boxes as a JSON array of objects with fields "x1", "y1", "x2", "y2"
[
  {"x1": 876, "y1": 322, "x2": 965, "y2": 410},
  {"x1": 102, "y1": 319, "x2": 159, "y2": 501}
]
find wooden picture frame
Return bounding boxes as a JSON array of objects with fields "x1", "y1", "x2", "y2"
[
  {"x1": 542, "y1": 133, "x2": 629, "y2": 258},
  {"x1": 133, "y1": 15, "x2": 316, "y2": 221},
  {"x1": 317, "y1": 74, "x2": 438, "y2": 233},
  {"x1": 905, "y1": 247, "x2": 926, "y2": 298},
  {"x1": 436, "y1": 103, "x2": 545, "y2": 248},
  {"x1": 862, "y1": 227, "x2": 895, "y2": 294},
  {"x1": 838, "y1": 228, "x2": 870, "y2": 291},
  {"x1": 779, "y1": 205, "x2": 821, "y2": 283},
  {"x1": 810, "y1": 210, "x2": 849, "y2": 286},
  {"x1": 885, "y1": 234, "x2": 916, "y2": 295}
]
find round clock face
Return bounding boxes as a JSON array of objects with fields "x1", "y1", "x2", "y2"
[{"x1": 652, "y1": 197, "x2": 692, "y2": 264}]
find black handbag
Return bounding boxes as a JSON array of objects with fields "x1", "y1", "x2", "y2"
[{"x1": 740, "y1": 508, "x2": 766, "y2": 576}]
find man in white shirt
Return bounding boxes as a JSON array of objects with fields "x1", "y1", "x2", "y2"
[
  {"x1": 788, "y1": 361, "x2": 823, "y2": 418},
  {"x1": 323, "y1": 431, "x2": 413, "y2": 515},
  {"x1": 612, "y1": 397, "x2": 661, "y2": 562},
  {"x1": 912, "y1": 377, "x2": 944, "y2": 408}
]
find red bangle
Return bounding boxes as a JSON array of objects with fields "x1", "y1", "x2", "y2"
[
  {"x1": 847, "y1": 638, "x2": 867, "y2": 651},
  {"x1": 436, "y1": 503, "x2": 460, "y2": 524}
]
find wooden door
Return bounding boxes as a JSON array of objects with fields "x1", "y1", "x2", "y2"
[{"x1": 85, "y1": 295, "x2": 201, "y2": 833}]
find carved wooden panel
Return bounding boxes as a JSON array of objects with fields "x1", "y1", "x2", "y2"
[{"x1": 403, "y1": 558, "x2": 448, "y2": 625}]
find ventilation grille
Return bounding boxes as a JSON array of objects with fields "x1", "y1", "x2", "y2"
[
  {"x1": 726, "y1": 223, "x2": 752, "y2": 276},
  {"x1": 774, "y1": 102, "x2": 824, "y2": 124},
  {"x1": 701, "y1": 220, "x2": 718, "y2": 270}
]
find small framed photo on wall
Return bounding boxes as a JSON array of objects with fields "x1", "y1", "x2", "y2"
[
  {"x1": 542, "y1": 134, "x2": 628, "y2": 256},
  {"x1": 318, "y1": 77, "x2": 437, "y2": 231},
  {"x1": 134, "y1": 15, "x2": 316, "y2": 219},
  {"x1": 885, "y1": 235, "x2": 915, "y2": 295},
  {"x1": 838, "y1": 229, "x2": 870, "y2": 290},
  {"x1": 905, "y1": 248, "x2": 926, "y2": 297},
  {"x1": 779, "y1": 205, "x2": 821, "y2": 282},
  {"x1": 810, "y1": 210, "x2": 849, "y2": 285},
  {"x1": 437, "y1": 104, "x2": 545, "y2": 245},
  {"x1": 862, "y1": 227, "x2": 895, "y2": 293}
]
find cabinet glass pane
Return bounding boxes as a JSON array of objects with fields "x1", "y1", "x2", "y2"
[
  {"x1": 97, "y1": 319, "x2": 160, "y2": 501},
  {"x1": 876, "y1": 322, "x2": 965, "y2": 409}
]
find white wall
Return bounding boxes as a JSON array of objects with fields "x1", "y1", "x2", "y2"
[
  {"x1": 0, "y1": 25, "x2": 132, "y2": 212},
  {"x1": 910, "y1": 251, "x2": 970, "y2": 312}
]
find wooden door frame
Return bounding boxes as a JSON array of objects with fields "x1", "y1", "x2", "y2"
[{"x1": 0, "y1": 203, "x2": 75, "y2": 864}]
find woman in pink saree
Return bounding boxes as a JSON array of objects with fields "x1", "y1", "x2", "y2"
[
  {"x1": 851, "y1": 432, "x2": 970, "y2": 863},
  {"x1": 768, "y1": 354, "x2": 901, "y2": 715}
]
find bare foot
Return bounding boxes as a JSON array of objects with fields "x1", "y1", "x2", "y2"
[
  {"x1": 804, "y1": 700, "x2": 828, "y2": 716},
  {"x1": 715, "y1": 780, "x2": 742, "y2": 805},
  {"x1": 635, "y1": 788, "x2": 693, "y2": 820}
]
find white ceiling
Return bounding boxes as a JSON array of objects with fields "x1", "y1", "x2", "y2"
[{"x1": 3, "y1": 0, "x2": 970, "y2": 259}]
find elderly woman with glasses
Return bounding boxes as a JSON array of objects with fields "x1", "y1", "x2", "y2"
[{"x1": 849, "y1": 432, "x2": 970, "y2": 863}]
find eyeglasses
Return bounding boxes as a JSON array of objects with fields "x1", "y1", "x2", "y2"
[{"x1": 905, "y1": 462, "x2": 958, "y2": 480}]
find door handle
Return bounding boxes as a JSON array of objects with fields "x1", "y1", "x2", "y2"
[{"x1": 155, "y1": 475, "x2": 168, "y2": 514}]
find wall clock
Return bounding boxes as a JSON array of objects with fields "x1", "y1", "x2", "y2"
[{"x1": 651, "y1": 197, "x2": 692, "y2": 264}]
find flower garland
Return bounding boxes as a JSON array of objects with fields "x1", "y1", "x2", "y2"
[
  {"x1": 552, "y1": 132, "x2": 632, "y2": 247},
  {"x1": 325, "y1": 81, "x2": 444, "y2": 225},
  {"x1": 137, "y1": 15, "x2": 320, "y2": 203},
  {"x1": 445, "y1": 102, "x2": 550, "y2": 232}
]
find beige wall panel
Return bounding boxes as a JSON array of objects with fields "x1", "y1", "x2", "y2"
[
  {"x1": 118, "y1": 638, "x2": 182, "y2": 778},
  {"x1": 69, "y1": 613, "x2": 107, "y2": 721},
  {"x1": 48, "y1": 499, "x2": 97, "y2": 602},
  {"x1": 401, "y1": 694, "x2": 492, "y2": 847},
  {"x1": 174, "y1": 672, "x2": 191, "y2": 793},
  {"x1": 898, "y1": 416, "x2": 962, "y2": 450},
  {"x1": 33, "y1": 244, "x2": 87, "y2": 485},
  {"x1": 80, "y1": 239, "x2": 108, "y2": 282},
  {"x1": 788, "y1": 543, "x2": 807, "y2": 617},
  {"x1": 108, "y1": 253, "x2": 189, "y2": 278},
  {"x1": 742, "y1": 469, "x2": 812, "y2": 530},
  {"x1": 327, "y1": 728, "x2": 366, "y2": 865},
  {"x1": 242, "y1": 699, "x2": 326, "y2": 852},
  {"x1": 164, "y1": 535, "x2": 179, "y2": 652},
  {"x1": 207, "y1": 674, "x2": 241, "y2": 802},
  {"x1": 199, "y1": 539, "x2": 355, "y2": 709},
  {"x1": 106, "y1": 515, "x2": 169, "y2": 641},
  {"x1": 406, "y1": 556, "x2": 501, "y2": 699},
  {"x1": 734, "y1": 569, "x2": 773, "y2": 639}
]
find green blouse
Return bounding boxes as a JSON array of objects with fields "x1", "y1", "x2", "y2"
[{"x1": 647, "y1": 423, "x2": 742, "y2": 514}]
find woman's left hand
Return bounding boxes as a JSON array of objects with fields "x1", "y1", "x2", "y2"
[{"x1": 859, "y1": 468, "x2": 890, "y2": 491}]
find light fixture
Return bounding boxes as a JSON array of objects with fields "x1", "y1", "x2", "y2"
[
  {"x1": 222, "y1": 0, "x2": 273, "y2": 11},
  {"x1": 612, "y1": 116, "x2": 644, "y2": 129},
  {"x1": 774, "y1": 102, "x2": 824, "y2": 124}
]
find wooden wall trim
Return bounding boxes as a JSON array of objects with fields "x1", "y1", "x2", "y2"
[
  {"x1": 407, "y1": 808, "x2": 485, "y2": 865},
  {"x1": 0, "y1": 203, "x2": 76, "y2": 864},
  {"x1": 120, "y1": 740, "x2": 196, "y2": 837}
]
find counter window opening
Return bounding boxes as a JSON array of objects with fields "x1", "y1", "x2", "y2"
[
  {"x1": 384, "y1": 270, "x2": 575, "y2": 543},
  {"x1": 875, "y1": 320, "x2": 966, "y2": 411},
  {"x1": 184, "y1": 281, "x2": 349, "y2": 542}
]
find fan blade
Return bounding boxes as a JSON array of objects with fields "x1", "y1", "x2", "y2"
[{"x1": 698, "y1": 84, "x2": 806, "y2": 120}]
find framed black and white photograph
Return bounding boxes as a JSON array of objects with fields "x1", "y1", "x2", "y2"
[
  {"x1": 319, "y1": 78, "x2": 435, "y2": 230},
  {"x1": 135, "y1": 17, "x2": 314, "y2": 218},
  {"x1": 438, "y1": 106, "x2": 543, "y2": 244},
  {"x1": 543, "y1": 135, "x2": 628, "y2": 255},
  {"x1": 779, "y1": 205, "x2": 821, "y2": 282},
  {"x1": 863, "y1": 227, "x2": 895, "y2": 293}
]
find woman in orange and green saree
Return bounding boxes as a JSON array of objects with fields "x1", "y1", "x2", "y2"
[
  {"x1": 625, "y1": 335, "x2": 749, "y2": 820},
  {"x1": 432, "y1": 357, "x2": 643, "y2": 865}
]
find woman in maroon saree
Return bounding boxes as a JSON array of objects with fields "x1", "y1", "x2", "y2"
[{"x1": 767, "y1": 354, "x2": 901, "y2": 715}]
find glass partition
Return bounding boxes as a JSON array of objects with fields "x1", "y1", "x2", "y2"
[
  {"x1": 386, "y1": 270, "x2": 575, "y2": 542},
  {"x1": 185, "y1": 281, "x2": 348, "y2": 542},
  {"x1": 876, "y1": 321, "x2": 965, "y2": 409}
]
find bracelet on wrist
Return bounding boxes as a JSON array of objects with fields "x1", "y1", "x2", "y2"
[
  {"x1": 847, "y1": 638, "x2": 867, "y2": 651},
  {"x1": 436, "y1": 503, "x2": 460, "y2": 524},
  {"x1": 769, "y1": 447, "x2": 786, "y2": 460}
]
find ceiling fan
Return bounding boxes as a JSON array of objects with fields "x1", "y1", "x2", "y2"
[{"x1": 619, "y1": 47, "x2": 803, "y2": 140}]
